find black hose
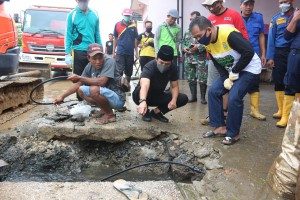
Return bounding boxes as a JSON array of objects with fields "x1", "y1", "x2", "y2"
[
  {"x1": 30, "y1": 76, "x2": 74, "y2": 105},
  {"x1": 100, "y1": 161, "x2": 205, "y2": 181}
]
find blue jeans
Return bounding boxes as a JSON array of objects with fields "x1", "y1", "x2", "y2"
[
  {"x1": 80, "y1": 86, "x2": 125, "y2": 109},
  {"x1": 208, "y1": 71, "x2": 260, "y2": 138}
]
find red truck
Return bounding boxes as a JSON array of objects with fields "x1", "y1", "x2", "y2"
[
  {"x1": 0, "y1": 0, "x2": 19, "y2": 76},
  {"x1": 19, "y1": 5, "x2": 72, "y2": 76}
]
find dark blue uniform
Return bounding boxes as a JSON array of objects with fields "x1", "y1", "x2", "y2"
[
  {"x1": 267, "y1": 11, "x2": 293, "y2": 91},
  {"x1": 284, "y1": 19, "x2": 300, "y2": 93},
  {"x1": 243, "y1": 12, "x2": 265, "y2": 55},
  {"x1": 243, "y1": 12, "x2": 264, "y2": 93}
]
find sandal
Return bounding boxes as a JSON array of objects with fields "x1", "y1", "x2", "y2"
[
  {"x1": 203, "y1": 130, "x2": 226, "y2": 138},
  {"x1": 113, "y1": 179, "x2": 149, "y2": 200},
  {"x1": 222, "y1": 136, "x2": 240, "y2": 145},
  {"x1": 95, "y1": 114, "x2": 116, "y2": 125}
]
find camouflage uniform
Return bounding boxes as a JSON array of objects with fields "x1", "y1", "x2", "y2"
[
  {"x1": 182, "y1": 30, "x2": 208, "y2": 104},
  {"x1": 182, "y1": 31, "x2": 207, "y2": 84}
]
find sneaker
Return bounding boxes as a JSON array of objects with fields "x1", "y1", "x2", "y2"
[
  {"x1": 150, "y1": 110, "x2": 169, "y2": 123},
  {"x1": 142, "y1": 109, "x2": 152, "y2": 122}
]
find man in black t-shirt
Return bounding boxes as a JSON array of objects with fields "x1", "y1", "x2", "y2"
[
  {"x1": 105, "y1": 33, "x2": 114, "y2": 56},
  {"x1": 132, "y1": 45, "x2": 188, "y2": 123}
]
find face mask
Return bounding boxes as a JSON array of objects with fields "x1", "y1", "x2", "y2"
[
  {"x1": 157, "y1": 64, "x2": 169, "y2": 73},
  {"x1": 123, "y1": 16, "x2": 131, "y2": 23},
  {"x1": 279, "y1": 3, "x2": 291, "y2": 13},
  {"x1": 78, "y1": 1, "x2": 88, "y2": 11},
  {"x1": 198, "y1": 30, "x2": 211, "y2": 46},
  {"x1": 146, "y1": 27, "x2": 152, "y2": 33}
]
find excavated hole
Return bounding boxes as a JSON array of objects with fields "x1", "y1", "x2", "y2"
[{"x1": 0, "y1": 133, "x2": 205, "y2": 182}]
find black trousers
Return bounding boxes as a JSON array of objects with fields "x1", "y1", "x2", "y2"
[
  {"x1": 115, "y1": 54, "x2": 135, "y2": 79},
  {"x1": 273, "y1": 47, "x2": 290, "y2": 91},
  {"x1": 132, "y1": 86, "x2": 188, "y2": 114},
  {"x1": 73, "y1": 50, "x2": 89, "y2": 76},
  {"x1": 284, "y1": 49, "x2": 300, "y2": 95},
  {"x1": 139, "y1": 56, "x2": 155, "y2": 71}
]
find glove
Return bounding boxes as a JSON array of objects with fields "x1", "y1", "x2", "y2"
[
  {"x1": 224, "y1": 78, "x2": 234, "y2": 90},
  {"x1": 65, "y1": 54, "x2": 72, "y2": 65},
  {"x1": 229, "y1": 72, "x2": 239, "y2": 81}
]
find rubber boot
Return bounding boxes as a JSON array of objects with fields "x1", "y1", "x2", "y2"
[
  {"x1": 249, "y1": 92, "x2": 266, "y2": 121},
  {"x1": 273, "y1": 91, "x2": 284, "y2": 119},
  {"x1": 199, "y1": 83, "x2": 207, "y2": 104},
  {"x1": 188, "y1": 82, "x2": 197, "y2": 103},
  {"x1": 276, "y1": 95, "x2": 295, "y2": 128}
]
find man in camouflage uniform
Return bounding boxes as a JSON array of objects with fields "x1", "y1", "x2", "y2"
[{"x1": 182, "y1": 11, "x2": 207, "y2": 104}]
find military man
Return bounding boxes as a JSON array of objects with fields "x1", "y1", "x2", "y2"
[{"x1": 182, "y1": 11, "x2": 207, "y2": 104}]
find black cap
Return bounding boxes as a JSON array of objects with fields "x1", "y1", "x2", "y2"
[{"x1": 157, "y1": 45, "x2": 174, "y2": 61}]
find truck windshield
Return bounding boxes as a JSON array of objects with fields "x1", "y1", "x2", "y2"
[{"x1": 23, "y1": 9, "x2": 68, "y2": 35}]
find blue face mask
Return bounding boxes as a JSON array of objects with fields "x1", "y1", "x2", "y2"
[{"x1": 197, "y1": 30, "x2": 211, "y2": 46}]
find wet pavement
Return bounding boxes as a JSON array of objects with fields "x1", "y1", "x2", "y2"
[{"x1": 0, "y1": 80, "x2": 285, "y2": 199}]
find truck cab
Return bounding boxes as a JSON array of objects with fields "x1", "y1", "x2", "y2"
[
  {"x1": 19, "y1": 6, "x2": 72, "y2": 72},
  {"x1": 0, "y1": 0, "x2": 20, "y2": 76}
]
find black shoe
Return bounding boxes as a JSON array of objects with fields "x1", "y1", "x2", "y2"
[
  {"x1": 150, "y1": 110, "x2": 169, "y2": 123},
  {"x1": 142, "y1": 109, "x2": 152, "y2": 122},
  {"x1": 188, "y1": 98, "x2": 197, "y2": 103}
]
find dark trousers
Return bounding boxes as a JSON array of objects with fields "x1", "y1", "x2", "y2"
[
  {"x1": 115, "y1": 54, "x2": 135, "y2": 80},
  {"x1": 73, "y1": 50, "x2": 89, "y2": 76},
  {"x1": 132, "y1": 86, "x2": 188, "y2": 114},
  {"x1": 139, "y1": 56, "x2": 155, "y2": 71},
  {"x1": 248, "y1": 75, "x2": 260, "y2": 94},
  {"x1": 284, "y1": 49, "x2": 300, "y2": 95},
  {"x1": 273, "y1": 47, "x2": 290, "y2": 91},
  {"x1": 208, "y1": 71, "x2": 260, "y2": 138}
]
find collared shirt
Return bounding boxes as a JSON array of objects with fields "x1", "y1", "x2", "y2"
[
  {"x1": 137, "y1": 32, "x2": 155, "y2": 57},
  {"x1": 243, "y1": 12, "x2": 264, "y2": 56},
  {"x1": 267, "y1": 11, "x2": 294, "y2": 60},
  {"x1": 65, "y1": 6, "x2": 101, "y2": 54},
  {"x1": 155, "y1": 22, "x2": 181, "y2": 56},
  {"x1": 114, "y1": 20, "x2": 138, "y2": 55},
  {"x1": 208, "y1": 8, "x2": 249, "y2": 40}
]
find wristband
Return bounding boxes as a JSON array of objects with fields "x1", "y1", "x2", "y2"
[{"x1": 139, "y1": 99, "x2": 146, "y2": 104}]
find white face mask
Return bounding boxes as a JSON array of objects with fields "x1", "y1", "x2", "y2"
[
  {"x1": 78, "y1": 1, "x2": 89, "y2": 11},
  {"x1": 279, "y1": 3, "x2": 291, "y2": 13}
]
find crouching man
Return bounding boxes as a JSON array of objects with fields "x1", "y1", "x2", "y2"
[
  {"x1": 132, "y1": 45, "x2": 188, "y2": 123},
  {"x1": 190, "y1": 16, "x2": 261, "y2": 145},
  {"x1": 54, "y1": 44, "x2": 126, "y2": 124}
]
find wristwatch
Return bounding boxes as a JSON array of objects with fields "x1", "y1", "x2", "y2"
[{"x1": 139, "y1": 99, "x2": 146, "y2": 104}]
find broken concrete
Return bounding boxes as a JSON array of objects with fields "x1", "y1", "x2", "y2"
[
  {"x1": 0, "y1": 77, "x2": 43, "y2": 114},
  {"x1": 0, "y1": 181, "x2": 183, "y2": 200}
]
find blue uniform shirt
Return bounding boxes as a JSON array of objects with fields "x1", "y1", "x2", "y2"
[
  {"x1": 65, "y1": 7, "x2": 102, "y2": 54},
  {"x1": 267, "y1": 12, "x2": 293, "y2": 60},
  {"x1": 243, "y1": 12, "x2": 264, "y2": 56}
]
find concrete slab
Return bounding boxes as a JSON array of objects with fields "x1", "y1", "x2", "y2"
[{"x1": 0, "y1": 181, "x2": 183, "y2": 200}]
